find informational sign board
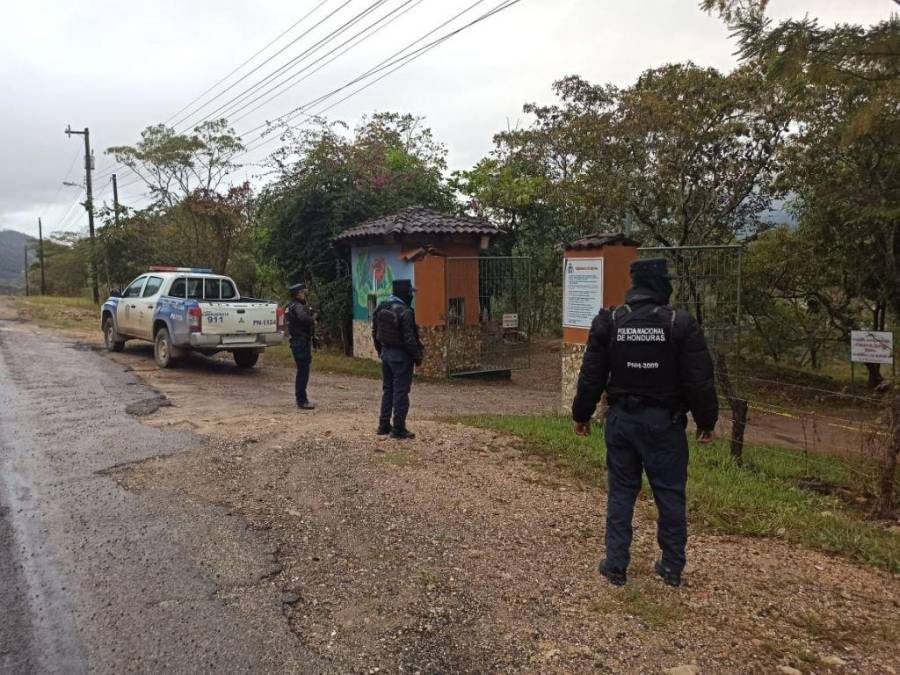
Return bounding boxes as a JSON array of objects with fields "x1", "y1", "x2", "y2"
[
  {"x1": 563, "y1": 257, "x2": 604, "y2": 329},
  {"x1": 851, "y1": 330, "x2": 893, "y2": 364},
  {"x1": 502, "y1": 313, "x2": 519, "y2": 329}
]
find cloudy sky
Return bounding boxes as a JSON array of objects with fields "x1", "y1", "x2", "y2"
[{"x1": 0, "y1": 0, "x2": 893, "y2": 239}]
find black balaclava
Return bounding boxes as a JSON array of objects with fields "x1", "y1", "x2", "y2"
[{"x1": 629, "y1": 274, "x2": 673, "y2": 305}]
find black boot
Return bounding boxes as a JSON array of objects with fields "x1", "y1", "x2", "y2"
[
  {"x1": 654, "y1": 559, "x2": 682, "y2": 587},
  {"x1": 390, "y1": 427, "x2": 415, "y2": 440},
  {"x1": 598, "y1": 559, "x2": 626, "y2": 587},
  {"x1": 376, "y1": 423, "x2": 392, "y2": 436}
]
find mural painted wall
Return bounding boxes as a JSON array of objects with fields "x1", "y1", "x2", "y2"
[{"x1": 351, "y1": 245, "x2": 415, "y2": 320}]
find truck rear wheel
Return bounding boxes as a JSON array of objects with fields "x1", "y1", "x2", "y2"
[
  {"x1": 103, "y1": 317, "x2": 125, "y2": 352},
  {"x1": 233, "y1": 350, "x2": 259, "y2": 369},
  {"x1": 154, "y1": 327, "x2": 179, "y2": 368}
]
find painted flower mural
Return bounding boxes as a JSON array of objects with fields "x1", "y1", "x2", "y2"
[{"x1": 351, "y1": 246, "x2": 413, "y2": 320}]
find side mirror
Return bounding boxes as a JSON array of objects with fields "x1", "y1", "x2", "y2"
[{"x1": 110, "y1": 289, "x2": 122, "y2": 298}]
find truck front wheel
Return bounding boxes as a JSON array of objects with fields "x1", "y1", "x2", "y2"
[
  {"x1": 154, "y1": 327, "x2": 179, "y2": 368},
  {"x1": 233, "y1": 350, "x2": 260, "y2": 369},
  {"x1": 103, "y1": 317, "x2": 125, "y2": 352}
]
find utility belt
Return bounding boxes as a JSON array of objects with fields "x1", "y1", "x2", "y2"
[{"x1": 608, "y1": 394, "x2": 682, "y2": 415}]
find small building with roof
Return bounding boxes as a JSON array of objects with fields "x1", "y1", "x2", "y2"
[{"x1": 334, "y1": 206, "x2": 501, "y2": 376}]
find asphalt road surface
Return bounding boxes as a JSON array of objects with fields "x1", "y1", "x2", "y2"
[{"x1": 0, "y1": 318, "x2": 323, "y2": 674}]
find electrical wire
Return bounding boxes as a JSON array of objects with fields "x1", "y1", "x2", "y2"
[
  {"x1": 228, "y1": 0, "x2": 424, "y2": 127},
  {"x1": 171, "y1": 0, "x2": 357, "y2": 130},
  {"x1": 164, "y1": 0, "x2": 333, "y2": 125},
  {"x1": 185, "y1": 0, "x2": 390, "y2": 131},
  {"x1": 241, "y1": 0, "x2": 523, "y2": 156}
]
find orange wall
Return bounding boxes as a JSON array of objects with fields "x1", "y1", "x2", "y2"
[
  {"x1": 406, "y1": 242, "x2": 481, "y2": 328},
  {"x1": 562, "y1": 244, "x2": 638, "y2": 344}
]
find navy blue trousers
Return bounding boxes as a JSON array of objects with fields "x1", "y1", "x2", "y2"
[
  {"x1": 603, "y1": 403, "x2": 689, "y2": 573},
  {"x1": 291, "y1": 340, "x2": 311, "y2": 405},
  {"x1": 379, "y1": 347, "x2": 413, "y2": 429}
]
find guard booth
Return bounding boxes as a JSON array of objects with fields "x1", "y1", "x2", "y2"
[
  {"x1": 335, "y1": 207, "x2": 529, "y2": 377},
  {"x1": 560, "y1": 233, "x2": 640, "y2": 410}
]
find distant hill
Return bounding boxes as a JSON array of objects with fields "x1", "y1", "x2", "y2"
[{"x1": 0, "y1": 229, "x2": 36, "y2": 283}]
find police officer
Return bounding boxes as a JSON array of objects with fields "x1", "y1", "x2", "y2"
[
  {"x1": 286, "y1": 282, "x2": 316, "y2": 410},
  {"x1": 372, "y1": 279, "x2": 423, "y2": 439},
  {"x1": 572, "y1": 258, "x2": 718, "y2": 587}
]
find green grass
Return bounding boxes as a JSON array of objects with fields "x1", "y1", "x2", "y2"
[
  {"x1": 459, "y1": 414, "x2": 900, "y2": 572},
  {"x1": 263, "y1": 341, "x2": 383, "y2": 379}
]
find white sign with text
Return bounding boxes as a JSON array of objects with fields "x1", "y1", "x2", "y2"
[
  {"x1": 563, "y1": 258, "x2": 604, "y2": 329},
  {"x1": 851, "y1": 330, "x2": 893, "y2": 364}
]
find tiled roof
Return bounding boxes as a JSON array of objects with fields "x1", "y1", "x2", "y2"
[
  {"x1": 333, "y1": 207, "x2": 499, "y2": 245},
  {"x1": 566, "y1": 232, "x2": 641, "y2": 250}
]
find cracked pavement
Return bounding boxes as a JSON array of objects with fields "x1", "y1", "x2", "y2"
[{"x1": 0, "y1": 316, "x2": 326, "y2": 673}]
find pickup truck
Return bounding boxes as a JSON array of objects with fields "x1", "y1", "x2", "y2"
[{"x1": 100, "y1": 267, "x2": 284, "y2": 369}]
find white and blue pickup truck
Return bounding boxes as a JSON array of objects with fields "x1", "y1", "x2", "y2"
[{"x1": 100, "y1": 267, "x2": 284, "y2": 369}]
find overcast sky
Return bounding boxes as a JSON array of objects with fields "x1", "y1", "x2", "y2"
[{"x1": 0, "y1": 0, "x2": 893, "y2": 239}]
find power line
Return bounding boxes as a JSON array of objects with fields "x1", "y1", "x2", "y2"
[
  {"x1": 92, "y1": 0, "x2": 335, "y2": 181},
  {"x1": 186, "y1": 0, "x2": 390, "y2": 131},
  {"x1": 229, "y1": 0, "x2": 426, "y2": 127},
  {"x1": 241, "y1": 0, "x2": 494, "y2": 141},
  {"x1": 164, "y1": 0, "x2": 333, "y2": 125},
  {"x1": 241, "y1": 0, "x2": 522, "y2": 156},
  {"x1": 171, "y1": 0, "x2": 357, "y2": 131}
]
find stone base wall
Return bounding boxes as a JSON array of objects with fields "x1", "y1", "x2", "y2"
[
  {"x1": 561, "y1": 341, "x2": 586, "y2": 414},
  {"x1": 353, "y1": 320, "x2": 450, "y2": 377},
  {"x1": 418, "y1": 326, "x2": 449, "y2": 378},
  {"x1": 352, "y1": 320, "x2": 379, "y2": 362}
]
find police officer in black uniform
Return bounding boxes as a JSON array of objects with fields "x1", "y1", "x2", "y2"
[
  {"x1": 286, "y1": 282, "x2": 316, "y2": 410},
  {"x1": 372, "y1": 280, "x2": 423, "y2": 439},
  {"x1": 572, "y1": 258, "x2": 718, "y2": 587}
]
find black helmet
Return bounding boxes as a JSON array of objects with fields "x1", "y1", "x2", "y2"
[{"x1": 288, "y1": 282, "x2": 307, "y2": 294}]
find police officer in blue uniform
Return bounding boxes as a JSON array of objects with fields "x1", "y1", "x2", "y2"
[
  {"x1": 572, "y1": 258, "x2": 718, "y2": 587},
  {"x1": 286, "y1": 282, "x2": 316, "y2": 410},
  {"x1": 372, "y1": 280, "x2": 423, "y2": 440}
]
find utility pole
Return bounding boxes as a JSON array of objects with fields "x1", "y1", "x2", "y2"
[
  {"x1": 65, "y1": 125, "x2": 99, "y2": 304},
  {"x1": 37, "y1": 217, "x2": 46, "y2": 295},
  {"x1": 111, "y1": 173, "x2": 120, "y2": 227},
  {"x1": 23, "y1": 246, "x2": 30, "y2": 297}
]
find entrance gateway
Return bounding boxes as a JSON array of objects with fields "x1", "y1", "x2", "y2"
[{"x1": 444, "y1": 256, "x2": 531, "y2": 377}]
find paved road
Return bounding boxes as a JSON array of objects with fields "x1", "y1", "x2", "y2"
[{"x1": 0, "y1": 318, "x2": 324, "y2": 673}]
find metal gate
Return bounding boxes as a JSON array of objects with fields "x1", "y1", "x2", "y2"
[
  {"x1": 445, "y1": 256, "x2": 531, "y2": 376},
  {"x1": 638, "y1": 245, "x2": 743, "y2": 349}
]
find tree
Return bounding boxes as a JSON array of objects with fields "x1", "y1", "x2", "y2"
[
  {"x1": 106, "y1": 119, "x2": 244, "y2": 208},
  {"x1": 258, "y1": 112, "x2": 455, "y2": 348},
  {"x1": 706, "y1": 2, "x2": 900, "y2": 512}
]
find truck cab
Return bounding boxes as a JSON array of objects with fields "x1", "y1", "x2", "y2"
[{"x1": 101, "y1": 267, "x2": 284, "y2": 369}]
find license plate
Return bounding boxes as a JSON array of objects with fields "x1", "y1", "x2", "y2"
[{"x1": 222, "y1": 334, "x2": 252, "y2": 344}]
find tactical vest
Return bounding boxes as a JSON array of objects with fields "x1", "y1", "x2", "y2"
[
  {"x1": 606, "y1": 303, "x2": 682, "y2": 408},
  {"x1": 285, "y1": 300, "x2": 313, "y2": 340},
  {"x1": 374, "y1": 302, "x2": 405, "y2": 347}
]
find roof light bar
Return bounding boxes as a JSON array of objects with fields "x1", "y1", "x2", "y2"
[{"x1": 148, "y1": 266, "x2": 214, "y2": 273}]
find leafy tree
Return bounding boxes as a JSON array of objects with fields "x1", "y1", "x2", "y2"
[
  {"x1": 258, "y1": 112, "x2": 455, "y2": 347},
  {"x1": 106, "y1": 119, "x2": 244, "y2": 208},
  {"x1": 705, "y1": 1, "x2": 900, "y2": 511}
]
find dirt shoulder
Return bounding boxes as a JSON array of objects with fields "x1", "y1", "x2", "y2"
[{"x1": 5, "y1": 298, "x2": 899, "y2": 673}]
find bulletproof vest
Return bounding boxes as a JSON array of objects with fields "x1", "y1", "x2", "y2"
[
  {"x1": 607, "y1": 303, "x2": 681, "y2": 407},
  {"x1": 286, "y1": 300, "x2": 312, "y2": 340},
  {"x1": 374, "y1": 302, "x2": 405, "y2": 347}
]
